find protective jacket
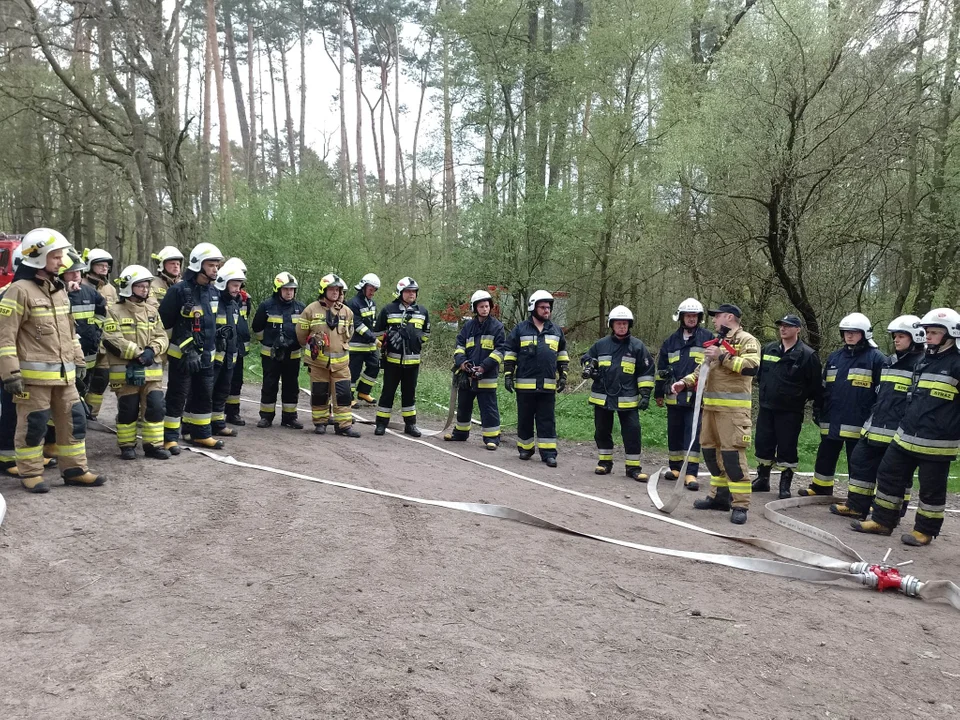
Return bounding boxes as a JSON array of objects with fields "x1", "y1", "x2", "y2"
[
  {"x1": 0, "y1": 273, "x2": 85, "y2": 385},
  {"x1": 346, "y1": 290, "x2": 378, "y2": 353},
  {"x1": 891, "y1": 347, "x2": 960, "y2": 460},
  {"x1": 817, "y1": 343, "x2": 886, "y2": 439},
  {"x1": 503, "y1": 318, "x2": 570, "y2": 393},
  {"x1": 82, "y1": 273, "x2": 118, "y2": 306},
  {"x1": 757, "y1": 339, "x2": 822, "y2": 412},
  {"x1": 252, "y1": 294, "x2": 305, "y2": 360},
  {"x1": 861, "y1": 348, "x2": 924, "y2": 445},
  {"x1": 583, "y1": 333, "x2": 655, "y2": 410},
  {"x1": 68, "y1": 282, "x2": 107, "y2": 368},
  {"x1": 374, "y1": 299, "x2": 430, "y2": 365},
  {"x1": 453, "y1": 316, "x2": 506, "y2": 391},
  {"x1": 214, "y1": 291, "x2": 240, "y2": 365},
  {"x1": 101, "y1": 296, "x2": 168, "y2": 386},
  {"x1": 236, "y1": 290, "x2": 252, "y2": 357},
  {"x1": 298, "y1": 298, "x2": 354, "y2": 371},
  {"x1": 148, "y1": 273, "x2": 179, "y2": 308},
  {"x1": 654, "y1": 327, "x2": 714, "y2": 408},
  {"x1": 158, "y1": 272, "x2": 220, "y2": 362},
  {"x1": 680, "y1": 327, "x2": 761, "y2": 412}
]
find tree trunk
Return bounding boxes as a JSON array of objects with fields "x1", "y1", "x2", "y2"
[
  {"x1": 394, "y1": 23, "x2": 403, "y2": 203},
  {"x1": 248, "y1": 15, "x2": 258, "y2": 188},
  {"x1": 299, "y1": 0, "x2": 306, "y2": 168},
  {"x1": 223, "y1": 6, "x2": 250, "y2": 160},
  {"x1": 522, "y1": 0, "x2": 540, "y2": 201},
  {"x1": 441, "y1": 0, "x2": 456, "y2": 243},
  {"x1": 338, "y1": 1, "x2": 352, "y2": 204},
  {"x1": 208, "y1": 0, "x2": 233, "y2": 204},
  {"x1": 265, "y1": 40, "x2": 283, "y2": 176},
  {"x1": 348, "y1": 1, "x2": 368, "y2": 220},
  {"x1": 201, "y1": 21, "x2": 212, "y2": 219},
  {"x1": 279, "y1": 42, "x2": 297, "y2": 174}
]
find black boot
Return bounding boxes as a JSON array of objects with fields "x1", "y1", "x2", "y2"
[
  {"x1": 256, "y1": 417, "x2": 273, "y2": 428},
  {"x1": 314, "y1": 424, "x2": 327, "y2": 435},
  {"x1": 751, "y1": 464, "x2": 771, "y2": 492},
  {"x1": 778, "y1": 468, "x2": 794, "y2": 499},
  {"x1": 335, "y1": 426, "x2": 361, "y2": 438},
  {"x1": 374, "y1": 424, "x2": 386, "y2": 436},
  {"x1": 225, "y1": 413, "x2": 246, "y2": 426},
  {"x1": 404, "y1": 424, "x2": 422, "y2": 438},
  {"x1": 281, "y1": 418, "x2": 304, "y2": 430},
  {"x1": 694, "y1": 488, "x2": 732, "y2": 511},
  {"x1": 119, "y1": 447, "x2": 137, "y2": 461}
]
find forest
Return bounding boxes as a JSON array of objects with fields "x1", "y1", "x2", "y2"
[{"x1": 0, "y1": 0, "x2": 958, "y2": 349}]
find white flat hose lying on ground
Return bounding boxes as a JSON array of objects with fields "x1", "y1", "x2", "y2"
[{"x1": 0, "y1": 492, "x2": 6, "y2": 527}]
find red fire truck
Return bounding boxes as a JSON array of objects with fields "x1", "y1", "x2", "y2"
[{"x1": 0, "y1": 234, "x2": 22, "y2": 288}]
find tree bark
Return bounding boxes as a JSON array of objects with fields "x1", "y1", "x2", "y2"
[
  {"x1": 279, "y1": 41, "x2": 298, "y2": 174},
  {"x1": 348, "y1": 0, "x2": 368, "y2": 219},
  {"x1": 208, "y1": 0, "x2": 233, "y2": 203},
  {"x1": 224, "y1": 5, "x2": 250, "y2": 160}
]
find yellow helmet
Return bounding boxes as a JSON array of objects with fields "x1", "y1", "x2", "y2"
[
  {"x1": 58, "y1": 248, "x2": 88, "y2": 276},
  {"x1": 273, "y1": 271, "x2": 298, "y2": 292},
  {"x1": 319, "y1": 273, "x2": 346, "y2": 297}
]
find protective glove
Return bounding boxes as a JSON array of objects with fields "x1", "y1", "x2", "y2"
[
  {"x1": 581, "y1": 360, "x2": 595, "y2": 380},
  {"x1": 138, "y1": 347, "x2": 156, "y2": 366},
  {"x1": 3, "y1": 374, "x2": 24, "y2": 396},
  {"x1": 126, "y1": 363, "x2": 147, "y2": 387},
  {"x1": 183, "y1": 348, "x2": 201, "y2": 374},
  {"x1": 504, "y1": 375, "x2": 515, "y2": 394},
  {"x1": 556, "y1": 374, "x2": 567, "y2": 393},
  {"x1": 387, "y1": 327, "x2": 403, "y2": 348},
  {"x1": 75, "y1": 365, "x2": 87, "y2": 382},
  {"x1": 460, "y1": 360, "x2": 472, "y2": 372},
  {"x1": 638, "y1": 395, "x2": 650, "y2": 411},
  {"x1": 308, "y1": 335, "x2": 323, "y2": 361}
]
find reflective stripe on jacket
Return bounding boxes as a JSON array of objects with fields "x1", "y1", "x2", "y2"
[{"x1": 583, "y1": 333, "x2": 654, "y2": 410}]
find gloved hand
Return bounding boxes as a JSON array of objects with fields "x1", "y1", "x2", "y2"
[
  {"x1": 504, "y1": 375, "x2": 514, "y2": 394},
  {"x1": 75, "y1": 365, "x2": 87, "y2": 382},
  {"x1": 460, "y1": 360, "x2": 472, "y2": 372},
  {"x1": 308, "y1": 335, "x2": 322, "y2": 361},
  {"x1": 138, "y1": 347, "x2": 156, "y2": 366},
  {"x1": 556, "y1": 374, "x2": 567, "y2": 393},
  {"x1": 655, "y1": 397, "x2": 664, "y2": 408},
  {"x1": 581, "y1": 360, "x2": 595, "y2": 380},
  {"x1": 183, "y1": 348, "x2": 201, "y2": 374},
  {"x1": 638, "y1": 395, "x2": 650, "y2": 411},
  {"x1": 387, "y1": 327, "x2": 403, "y2": 348},
  {"x1": 3, "y1": 374, "x2": 24, "y2": 396},
  {"x1": 126, "y1": 362, "x2": 147, "y2": 387}
]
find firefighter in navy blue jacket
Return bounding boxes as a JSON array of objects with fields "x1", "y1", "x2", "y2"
[
  {"x1": 582, "y1": 306, "x2": 655, "y2": 480},
  {"x1": 346, "y1": 273, "x2": 381, "y2": 404},
  {"x1": 224, "y1": 275, "x2": 252, "y2": 426},
  {"x1": 372, "y1": 277, "x2": 430, "y2": 436},
  {"x1": 653, "y1": 298, "x2": 714, "y2": 491},
  {"x1": 210, "y1": 259, "x2": 245, "y2": 438},
  {"x1": 159, "y1": 242, "x2": 225, "y2": 453},
  {"x1": 799, "y1": 313, "x2": 886, "y2": 496},
  {"x1": 852, "y1": 308, "x2": 960, "y2": 547},
  {"x1": 503, "y1": 290, "x2": 569, "y2": 467},
  {"x1": 830, "y1": 316, "x2": 925, "y2": 520},
  {"x1": 251, "y1": 272, "x2": 305, "y2": 429},
  {"x1": 753, "y1": 314, "x2": 822, "y2": 499},
  {"x1": 444, "y1": 289, "x2": 506, "y2": 449}
]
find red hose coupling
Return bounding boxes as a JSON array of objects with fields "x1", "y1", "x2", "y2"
[{"x1": 869, "y1": 564, "x2": 903, "y2": 593}]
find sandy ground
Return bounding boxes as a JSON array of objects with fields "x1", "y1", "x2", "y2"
[{"x1": 1, "y1": 384, "x2": 959, "y2": 719}]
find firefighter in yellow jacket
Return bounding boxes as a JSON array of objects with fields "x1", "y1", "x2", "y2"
[
  {"x1": 0, "y1": 228, "x2": 106, "y2": 493},
  {"x1": 672, "y1": 304, "x2": 760, "y2": 524},
  {"x1": 101, "y1": 264, "x2": 170, "y2": 460},
  {"x1": 81, "y1": 247, "x2": 118, "y2": 420},
  {"x1": 297, "y1": 273, "x2": 361, "y2": 437}
]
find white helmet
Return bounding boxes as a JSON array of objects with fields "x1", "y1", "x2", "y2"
[
  {"x1": 355, "y1": 272, "x2": 381, "y2": 291},
  {"x1": 608, "y1": 305, "x2": 634, "y2": 328},
  {"x1": 887, "y1": 315, "x2": 926, "y2": 345},
  {"x1": 187, "y1": 242, "x2": 224, "y2": 272},
  {"x1": 83, "y1": 248, "x2": 114, "y2": 272},
  {"x1": 672, "y1": 297, "x2": 704, "y2": 322},
  {"x1": 918, "y1": 308, "x2": 960, "y2": 339},
  {"x1": 12, "y1": 243, "x2": 23, "y2": 270},
  {"x1": 116, "y1": 264, "x2": 155, "y2": 298},
  {"x1": 215, "y1": 258, "x2": 247, "y2": 291},
  {"x1": 527, "y1": 290, "x2": 554, "y2": 312},
  {"x1": 152, "y1": 245, "x2": 184, "y2": 272},
  {"x1": 396, "y1": 276, "x2": 419, "y2": 296},
  {"x1": 471, "y1": 289, "x2": 493, "y2": 312},
  {"x1": 839, "y1": 312, "x2": 877, "y2": 347},
  {"x1": 19, "y1": 228, "x2": 71, "y2": 269}
]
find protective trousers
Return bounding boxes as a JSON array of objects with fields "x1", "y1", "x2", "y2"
[
  {"x1": 260, "y1": 355, "x2": 301, "y2": 422},
  {"x1": 516, "y1": 392, "x2": 557, "y2": 460},
  {"x1": 350, "y1": 350, "x2": 380, "y2": 399},
  {"x1": 376, "y1": 363, "x2": 419, "y2": 429},
  {"x1": 0, "y1": 386, "x2": 16, "y2": 471},
  {"x1": 211, "y1": 358, "x2": 235, "y2": 434},
  {"x1": 449, "y1": 388, "x2": 501, "y2": 445},
  {"x1": 844, "y1": 440, "x2": 914, "y2": 517},
  {"x1": 810, "y1": 437, "x2": 858, "y2": 495},
  {"x1": 116, "y1": 381, "x2": 164, "y2": 450},
  {"x1": 309, "y1": 363, "x2": 353, "y2": 430},
  {"x1": 754, "y1": 408, "x2": 804, "y2": 469},
  {"x1": 15, "y1": 384, "x2": 87, "y2": 478},
  {"x1": 870, "y1": 444, "x2": 948, "y2": 537},
  {"x1": 667, "y1": 405, "x2": 701, "y2": 478},
  {"x1": 225, "y1": 354, "x2": 245, "y2": 420},
  {"x1": 85, "y1": 366, "x2": 110, "y2": 418},
  {"x1": 164, "y1": 357, "x2": 216, "y2": 443},
  {"x1": 700, "y1": 409, "x2": 751, "y2": 509},
  {"x1": 594, "y1": 405, "x2": 641, "y2": 471}
]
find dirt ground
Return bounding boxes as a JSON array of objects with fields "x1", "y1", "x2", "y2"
[{"x1": 2, "y1": 384, "x2": 959, "y2": 719}]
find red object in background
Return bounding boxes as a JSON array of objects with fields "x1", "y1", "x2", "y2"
[
  {"x1": 441, "y1": 285, "x2": 506, "y2": 323},
  {"x1": 0, "y1": 235, "x2": 22, "y2": 288}
]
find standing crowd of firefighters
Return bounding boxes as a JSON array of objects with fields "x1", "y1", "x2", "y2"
[{"x1": 0, "y1": 227, "x2": 956, "y2": 548}]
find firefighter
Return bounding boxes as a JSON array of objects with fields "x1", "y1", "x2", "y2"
[
  {"x1": 503, "y1": 290, "x2": 570, "y2": 467},
  {"x1": 210, "y1": 259, "x2": 245, "y2": 437},
  {"x1": 0, "y1": 228, "x2": 106, "y2": 492},
  {"x1": 654, "y1": 298, "x2": 714, "y2": 491},
  {"x1": 346, "y1": 273, "x2": 381, "y2": 404},
  {"x1": 798, "y1": 313, "x2": 886, "y2": 497},
  {"x1": 224, "y1": 259, "x2": 251, "y2": 426},
  {"x1": 159, "y1": 242, "x2": 225, "y2": 453},
  {"x1": 581, "y1": 305, "x2": 655, "y2": 480},
  {"x1": 61, "y1": 249, "x2": 107, "y2": 383},
  {"x1": 148, "y1": 246, "x2": 183, "y2": 307},
  {"x1": 753, "y1": 314, "x2": 822, "y2": 498},
  {"x1": 444, "y1": 289, "x2": 506, "y2": 449},
  {"x1": 101, "y1": 265, "x2": 169, "y2": 460},
  {"x1": 373, "y1": 277, "x2": 430, "y2": 437},
  {"x1": 672, "y1": 304, "x2": 760, "y2": 524},
  {"x1": 252, "y1": 272, "x2": 305, "y2": 429},
  {"x1": 298, "y1": 273, "x2": 360, "y2": 437},
  {"x1": 81, "y1": 248, "x2": 118, "y2": 420},
  {"x1": 831, "y1": 316, "x2": 925, "y2": 519},
  {"x1": 851, "y1": 308, "x2": 960, "y2": 546}
]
